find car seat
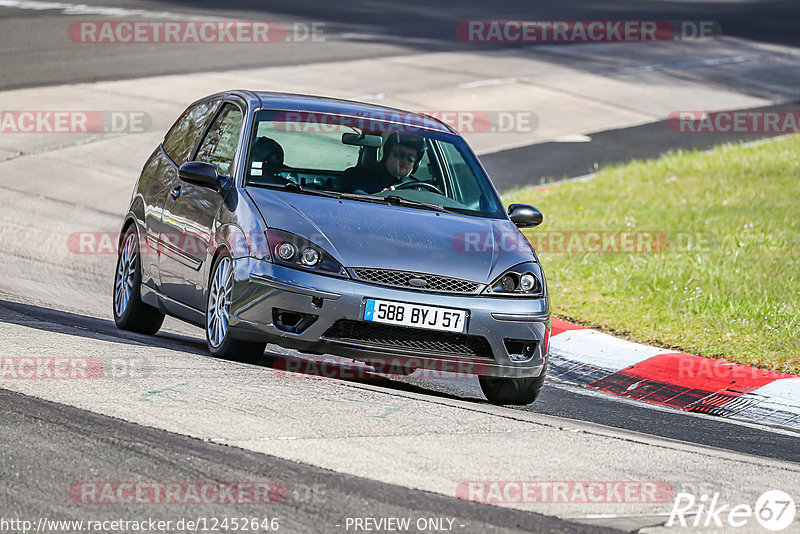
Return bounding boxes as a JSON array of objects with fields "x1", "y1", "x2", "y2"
[{"x1": 249, "y1": 136, "x2": 287, "y2": 184}]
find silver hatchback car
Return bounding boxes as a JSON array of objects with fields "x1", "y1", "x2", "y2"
[{"x1": 113, "y1": 91, "x2": 551, "y2": 404}]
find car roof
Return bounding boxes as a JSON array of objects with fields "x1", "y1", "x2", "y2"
[{"x1": 215, "y1": 90, "x2": 456, "y2": 134}]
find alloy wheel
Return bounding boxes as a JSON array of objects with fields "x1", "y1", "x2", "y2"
[
  {"x1": 114, "y1": 232, "x2": 137, "y2": 318},
  {"x1": 207, "y1": 257, "x2": 233, "y2": 348}
]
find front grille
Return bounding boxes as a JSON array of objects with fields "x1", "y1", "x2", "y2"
[
  {"x1": 323, "y1": 320, "x2": 493, "y2": 359},
  {"x1": 352, "y1": 268, "x2": 482, "y2": 294}
]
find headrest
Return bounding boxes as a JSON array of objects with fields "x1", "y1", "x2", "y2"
[{"x1": 251, "y1": 136, "x2": 284, "y2": 167}]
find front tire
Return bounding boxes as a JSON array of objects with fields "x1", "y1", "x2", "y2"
[
  {"x1": 113, "y1": 227, "x2": 165, "y2": 335},
  {"x1": 206, "y1": 252, "x2": 266, "y2": 362},
  {"x1": 479, "y1": 368, "x2": 547, "y2": 405}
]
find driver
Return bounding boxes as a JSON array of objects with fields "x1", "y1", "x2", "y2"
[{"x1": 341, "y1": 133, "x2": 425, "y2": 194}]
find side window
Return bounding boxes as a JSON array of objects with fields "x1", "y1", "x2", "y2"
[
  {"x1": 196, "y1": 104, "x2": 243, "y2": 176},
  {"x1": 412, "y1": 140, "x2": 441, "y2": 183},
  {"x1": 439, "y1": 141, "x2": 495, "y2": 211},
  {"x1": 162, "y1": 101, "x2": 217, "y2": 166}
]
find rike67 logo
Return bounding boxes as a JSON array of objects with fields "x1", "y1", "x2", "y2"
[{"x1": 668, "y1": 490, "x2": 796, "y2": 531}]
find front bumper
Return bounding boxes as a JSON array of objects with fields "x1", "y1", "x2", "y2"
[{"x1": 228, "y1": 258, "x2": 550, "y2": 378}]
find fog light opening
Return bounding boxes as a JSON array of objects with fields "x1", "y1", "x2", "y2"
[
  {"x1": 272, "y1": 308, "x2": 318, "y2": 334},
  {"x1": 504, "y1": 339, "x2": 538, "y2": 362}
]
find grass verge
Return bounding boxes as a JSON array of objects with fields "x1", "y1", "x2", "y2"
[{"x1": 503, "y1": 136, "x2": 800, "y2": 374}]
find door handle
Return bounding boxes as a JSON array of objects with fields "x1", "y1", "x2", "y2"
[{"x1": 170, "y1": 186, "x2": 181, "y2": 200}]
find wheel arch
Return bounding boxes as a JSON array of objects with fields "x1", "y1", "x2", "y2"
[
  {"x1": 118, "y1": 193, "x2": 147, "y2": 250},
  {"x1": 118, "y1": 216, "x2": 137, "y2": 250},
  {"x1": 208, "y1": 244, "x2": 232, "y2": 286}
]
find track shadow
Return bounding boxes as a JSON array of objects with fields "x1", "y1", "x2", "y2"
[
  {"x1": 260, "y1": 350, "x2": 476, "y2": 402},
  {"x1": 0, "y1": 299, "x2": 472, "y2": 403},
  {"x1": 483, "y1": 101, "x2": 800, "y2": 190},
  {"x1": 0, "y1": 299, "x2": 209, "y2": 356}
]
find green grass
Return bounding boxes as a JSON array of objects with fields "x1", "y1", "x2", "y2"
[{"x1": 503, "y1": 135, "x2": 800, "y2": 374}]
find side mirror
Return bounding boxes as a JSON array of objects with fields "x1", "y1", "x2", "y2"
[
  {"x1": 508, "y1": 204, "x2": 543, "y2": 228},
  {"x1": 179, "y1": 161, "x2": 222, "y2": 189}
]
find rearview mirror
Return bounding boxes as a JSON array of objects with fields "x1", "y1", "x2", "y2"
[
  {"x1": 342, "y1": 133, "x2": 383, "y2": 147},
  {"x1": 508, "y1": 204, "x2": 543, "y2": 228},
  {"x1": 179, "y1": 161, "x2": 222, "y2": 189}
]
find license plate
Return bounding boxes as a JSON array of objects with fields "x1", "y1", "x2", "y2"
[{"x1": 363, "y1": 298, "x2": 467, "y2": 333}]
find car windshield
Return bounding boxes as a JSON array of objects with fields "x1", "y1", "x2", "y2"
[{"x1": 245, "y1": 109, "x2": 504, "y2": 218}]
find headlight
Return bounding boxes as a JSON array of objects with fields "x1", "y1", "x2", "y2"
[
  {"x1": 265, "y1": 229, "x2": 347, "y2": 277},
  {"x1": 276, "y1": 242, "x2": 297, "y2": 261},
  {"x1": 520, "y1": 273, "x2": 536, "y2": 292},
  {"x1": 300, "y1": 248, "x2": 319, "y2": 266},
  {"x1": 483, "y1": 262, "x2": 545, "y2": 297}
]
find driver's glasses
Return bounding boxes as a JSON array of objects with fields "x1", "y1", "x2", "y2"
[{"x1": 390, "y1": 147, "x2": 418, "y2": 163}]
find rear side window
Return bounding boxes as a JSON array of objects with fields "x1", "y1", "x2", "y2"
[
  {"x1": 254, "y1": 120, "x2": 359, "y2": 170},
  {"x1": 196, "y1": 103, "x2": 243, "y2": 176},
  {"x1": 162, "y1": 100, "x2": 218, "y2": 166}
]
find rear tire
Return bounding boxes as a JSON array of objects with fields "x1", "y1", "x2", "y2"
[
  {"x1": 206, "y1": 252, "x2": 266, "y2": 362},
  {"x1": 113, "y1": 226, "x2": 165, "y2": 335},
  {"x1": 479, "y1": 368, "x2": 547, "y2": 405}
]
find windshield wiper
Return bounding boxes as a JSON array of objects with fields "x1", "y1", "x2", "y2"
[
  {"x1": 251, "y1": 181, "x2": 342, "y2": 199},
  {"x1": 336, "y1": 192, "x2": 387, "y2": 203},
  {"x1": 383, "y1": 195, "x2": 451, "y2": 213},
  {"x1": 333, "y1": 192, "x2": 452, "y2": 213},
  {"x1": 250, "y1": 183, "x2": 453, "y2": 213},
  {"x1": 282, "y1": 181, "x2": 344, "y2": 198}
]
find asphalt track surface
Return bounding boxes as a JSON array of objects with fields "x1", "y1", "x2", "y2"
[
  {"x1": 1, "y1": 1, "x2": 799, "y2": 532},
  {"x1": 482, "y1": 101, "x2": 800, "y2": 189},
  {"x1": 2, "y1": 298, "x2": 799, "y2": 465},
  {"x1": 0, "y1": 388, "x2": 613, "y2": 533},
  {"x1": 1, "y1": 0, "x2": 799, "y2": 90}
]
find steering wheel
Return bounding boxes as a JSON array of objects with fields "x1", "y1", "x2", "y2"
[{"x1": 392, "y1": 179, "x2": 444, "y2": 195}]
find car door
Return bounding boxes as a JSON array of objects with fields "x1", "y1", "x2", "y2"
[
  {"x1": 147, "y1": 99, "x2": 219, "y2": 292},
  {"x1": 158, "y1": 101, "x2": 244, "y2": 311}
]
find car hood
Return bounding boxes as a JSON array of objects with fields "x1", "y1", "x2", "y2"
[{"x1": 246, "y1": 189, "x2": 537, "y2": 284}]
